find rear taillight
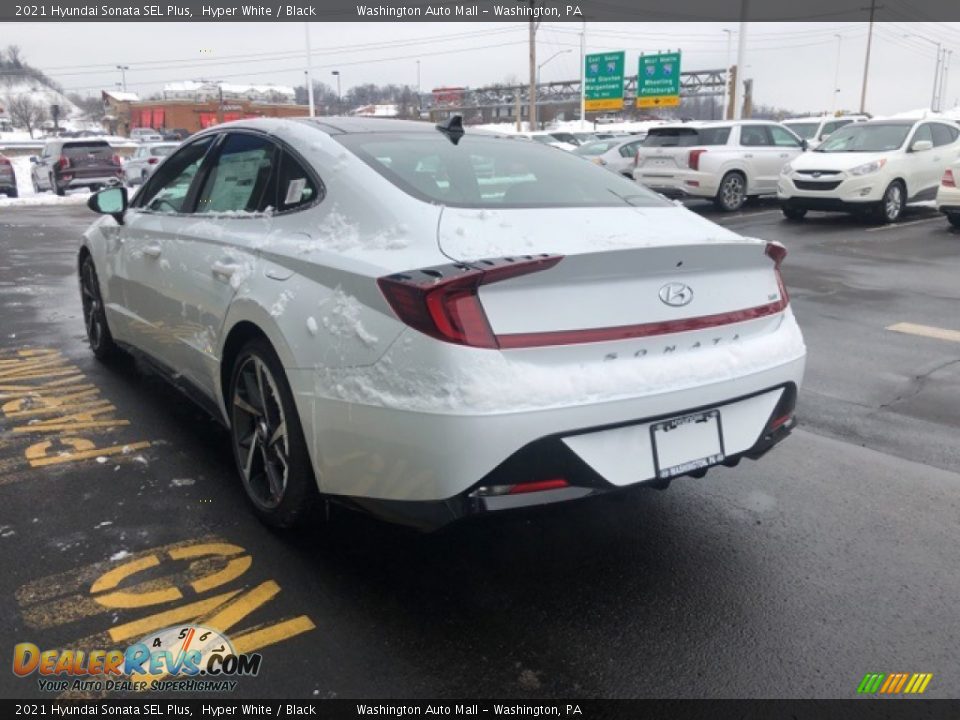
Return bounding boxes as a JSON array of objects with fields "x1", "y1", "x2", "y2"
[
  {"x1": 58, "y1": 156, "x2": 71, "y2": 170},
  {"x1": 0, "y1": 157, "x2": 10, "y2": 166},
  {"x1": 377, "y1": 255, "x2": 564, "y2": 349},
  {"x1": 112, "y1": 154, "x2": 122, "y2": 166},
  {"x1": 943, "y1": 169, "x2": 956, "y2": 188},
  {"x1": 472, "y1": 477, "x2": 571, "y2": 497},
  {"x1": 633, "y1": 150, "x2": 640, "y2": 167},
  {"x1": 147, "y1": 157, "x2": 159, "y2": 165},
  {"x1": 765, "y1": 241, "x2": 789, "y2": 307},
  {"x1": 688, "y1": 148, "x2": 707, "y2": 171}
]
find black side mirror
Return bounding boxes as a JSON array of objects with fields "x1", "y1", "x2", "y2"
[
  {"x1": 800, "y1": 139, "x2": 809, "y2": 151},
  {"x1": 87, "y1": 186, "x2": 128, "y2": 225}
]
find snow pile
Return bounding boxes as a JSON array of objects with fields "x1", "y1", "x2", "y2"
[{"x1": 314, "y1": 312, "x2": 806, "y2": 414}]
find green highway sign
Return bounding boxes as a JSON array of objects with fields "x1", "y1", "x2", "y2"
[
  {"x1": 638, "y1": 51, "x2": 681, "y2": 108},
  {"x1": 584, "y1": 51, "x2": 625, "y2": 112}
]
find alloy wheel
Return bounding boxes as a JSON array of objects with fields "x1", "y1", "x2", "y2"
[
  {"x1": 720, "y1": 174, "x2": 745, "y2": 211},
  {"x1": 80, "y1": 260, "x2": 104, "y2": 351},
  {"x1": 884, "y1": 183, "x2": 903, "y2": 222},
  {"x1": 231, "y1": 356, "x2": 291, "y2": 510}
]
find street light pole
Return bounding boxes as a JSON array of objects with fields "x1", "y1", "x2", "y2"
[
  {"x1": 331, "y1": 70, "x2": 341, "y2": 114},
  {"x1": 416, "y1": 60, "x2": 421, "y2": 119},
  {"x1": 537, "y1": 49, "x2": 572, "y2": 86},
  {"x1": 860, "y1": 0, "x2": 877, "y2": 113},
  {"x1": 304, "y1": 22, "x2": 315, "y2": 117},
  {"x1": 580, "y1": 21, "x2": 586, "y2": 129},
  {"x1": 116, "y1": 65, "x2": 129, "y2": 92},
  {"x1": 903, "y1": 33, "x2": 943, "y2": 112},
  {"x1": 733, "y1": 1, "x2": 748, "y2": 120},
  {"x1": 722, "y1": 29, "x2": 733, "y2": 119},
  {"x1": 832, "y1": 34, "x2": 842, "y2": 114}
]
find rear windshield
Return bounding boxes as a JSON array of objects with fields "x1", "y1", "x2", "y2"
[
  {"x1": 783, "y1": 122, "x2": 820, "y2": 139},
  {"x1": 151, "y1": 146, "x2": 176, "y2": 157},
  {"x1": 816, "y1": 124, "x2": 911, "y2": 152},
  {"x1": 336, "y1": 133, "x2": 669, "y2": 209},
  {"x1": 642, "y1": 126, "x2": 731, "y2": 147},
  {"x1": 63, "y1": 142, "x2": 112, "y2": 157}
]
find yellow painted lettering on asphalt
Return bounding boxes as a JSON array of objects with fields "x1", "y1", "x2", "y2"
[
  {"x1": 25, "y1": 439, "x2": 150, "y2": 467},
  {"x1": 107, "y1": 590, "x2": 243, "y2": 643},
  {"x1": 91, "y1": 555, "x2": 184, "y2": 609}
]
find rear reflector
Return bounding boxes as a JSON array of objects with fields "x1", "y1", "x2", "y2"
[
  {"x1": 378, "y1": 255, "x2": 563, "y2": 349},
  {"x1": 943, "y1": 169, "x2": 956, "y2": 188}
]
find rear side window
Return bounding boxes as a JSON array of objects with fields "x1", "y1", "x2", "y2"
[
  {"x1": 136, "y1": 135, "x2": 215, "y2": 213},
  {"x1": 739, "y1": 126, "x2": 772, "y2": 147},
  {"x1": 642, "y1": 127, "x2": 730, "y2": 147},
  {"x1": 273, "y1": 151, "x2": 320, "y2": 212},
  {"x1": 151, "y1": 146, "x2": 175, "y2": 157},
  {"x1": 196, "y1": 133, "x2": 277, "y2": 214},
  {"x1": 931, "y1": 123, "x2": 959, "y2": 147},
  {"x1": 619, "y1": 141, "x2": 643, "y2": 157}
]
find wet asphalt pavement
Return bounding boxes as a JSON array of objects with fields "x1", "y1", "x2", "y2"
[{"x1": 0, "y1": 200, "x2": 958, "y2": 699}]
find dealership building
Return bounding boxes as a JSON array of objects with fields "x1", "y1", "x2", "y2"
[{"x1": 102, "y1": 82, "x2": 309, "y2": 136}]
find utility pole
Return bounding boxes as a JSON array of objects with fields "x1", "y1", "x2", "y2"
[
  {"x1": 722, "y1": 29, "x2": 733, "y2": 120},
  {"x1": 941, "y1": 50, "x2": 953, "y2": 110},
  {"x1": 580, "y1": 21, "x2": 586, "y2": 130},
  {"x1": 733, "y1": 0, "x2": 748, "y2": 120},
  {"x1": 932, "y1": 46, "x2": 943, "y2": 112},
  {"x1": 304, "y1": 23, "x2": 315, "y2": 117},
  {"x1": 331, "y1": 70, "x2": 341, "y2": 114},
  {"x1": 832, "y1": 34, "x2": 842, "y2": 114},
  {"x1": 116, "y1": 65, "x2": 129, "y2": 93},
  {"x1": 416, "y1": 60, "x2": 421, "y2": 119},
  {"x1": 528, "y1": 12, "x2": 538, "y2": 131},
  {"x1": 860, "y1": 0, "x2": 879, "y2": 114}
]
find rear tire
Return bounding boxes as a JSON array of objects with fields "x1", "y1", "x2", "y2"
[
  {"x1": 6, "y1": 188, "x2": 17, "y2": 199},
  {"x1": 52, "y1": 175, "x2": 65, "y2": 196},
  {"x1": 79, "y1": 255, "x2": 120, "y2": 362},
  {"x1": 947, "y1": 213, "x2": 960, "y2": 229},
  {"x1": 782, "y1": 206, "x2": 807, "y2": 221},
  {"x1": 228, "y1": 338, "x2": 318, "y2": 529},
  {"x1": 714, "y1": 171, "x2": 747, "y2": 212}
]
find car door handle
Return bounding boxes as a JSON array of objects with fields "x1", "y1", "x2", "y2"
[
  {"x1": 779, "y1": 153, "x2": 790, "y2": 158},
  {"x1": 743, "y1": 153, "x2": 753, "y2": 158},
  {"x1": 211, "y1": 261, "x2": 241, "y2": 280},
  {"x1": 142, "y1": 244, "x2": 162, "y2": 258}
]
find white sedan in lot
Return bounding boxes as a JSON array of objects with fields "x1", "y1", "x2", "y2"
[
  {"x1": 123, "y1": 142, "x2": 179, "y2": 185},
  {"x1": 779, "y1": 118, "x2": 960, "y2": 223},
  {"x1": 79, "y1": 117, "x2": 805, "y2": 530},
  {"x1": 936, "y1": 160, "x2": 960, "y2": 229}
]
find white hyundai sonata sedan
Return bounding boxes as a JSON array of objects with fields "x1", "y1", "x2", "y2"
[{"x1": 79, "y1": 116, "x2": 806, "y2": 529}]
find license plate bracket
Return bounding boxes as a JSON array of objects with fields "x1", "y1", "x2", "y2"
[{"x1": 651, "y1": 410, "x2": 725, "y2": 480}]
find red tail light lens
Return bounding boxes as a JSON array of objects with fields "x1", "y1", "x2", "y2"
[
  {"x1": 58, "y1": 156, "x2": 71, "y2": 170},
  {"x1": 688, "y1": 149, "x2": 707, "y2": 170},
  {"x1": 147, "y1": 157, "x2": 159, "y2": 165},
  {"x1": 378, "y1": 255, "x2": 563, "y2": 349},
  {"x1": 0, "y1": 157, "x2": 10, "y2": 166},
  {"x1": 765, "y1": 241, "x2": 789, "y2": 307},
  {"x1": 112, "y1": 154, "x2": 123, "y2": 166},
  {"x1": 943, "y1": 169, "x2": 956, "y2": 188}
]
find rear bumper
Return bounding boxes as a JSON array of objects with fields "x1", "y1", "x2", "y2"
[
  {"x1": 940, "y1": 205, "x2": 960, "y2": 215},
  {"x1": 633, "y1": 169, "x2": 719, "y2": 199},
  {"x1": 287, "y1": 311, "x2": 806, "y2": 526},
  {"x1": 59, "y1": 171, "x2": 123, "y2": 188},
  {"x1": 345, "y1": 383, "x2": 799, "y2": 531}
]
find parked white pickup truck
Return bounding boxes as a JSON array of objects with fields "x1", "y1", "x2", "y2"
[{"x1": 633, "y1": 120, "x2": 807, "y2": 211}]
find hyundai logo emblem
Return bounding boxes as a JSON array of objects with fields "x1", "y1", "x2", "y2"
[
  {"x1": 659, "y1": 282, "x2": 694, "y2": 307},
  {"x1": 812, "y1": 171, "x2": 822, "y2": 178}
]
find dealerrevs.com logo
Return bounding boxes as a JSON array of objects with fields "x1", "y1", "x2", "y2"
[{"x1": 13, "y1": 625, "x2": 262, "y2": 693}]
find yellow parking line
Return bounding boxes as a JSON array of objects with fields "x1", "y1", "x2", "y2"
[{"x1": 887, "y1": 322, "x2": 960, "y2": 344}]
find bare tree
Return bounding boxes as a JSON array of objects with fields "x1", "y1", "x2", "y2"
[
  {"x1": 5, "y1": 94, "x2": 48, "y2": 138},
  {"x1": 5, "y1": 45, "x2": 23, "y2": 68}
]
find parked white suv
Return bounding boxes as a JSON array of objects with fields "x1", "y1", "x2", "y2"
[
  {"x1": 633, "y1": 121, "x2": 806, "y2": 212},
  {"x1": 779, "y1": 118, "x2": 960, "y2": 223},
  {"x1": 782, "y1": 115, "x2": 869, "y2": 149}
]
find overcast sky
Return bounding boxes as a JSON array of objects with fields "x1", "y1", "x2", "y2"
[{"x1": 4, "y1": 21, "x2": 960, "y2": 115}]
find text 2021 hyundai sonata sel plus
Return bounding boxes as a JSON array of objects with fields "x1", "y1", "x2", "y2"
[{"x1": 79, "y1": 116, "x2": 806, "y2": 529}]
